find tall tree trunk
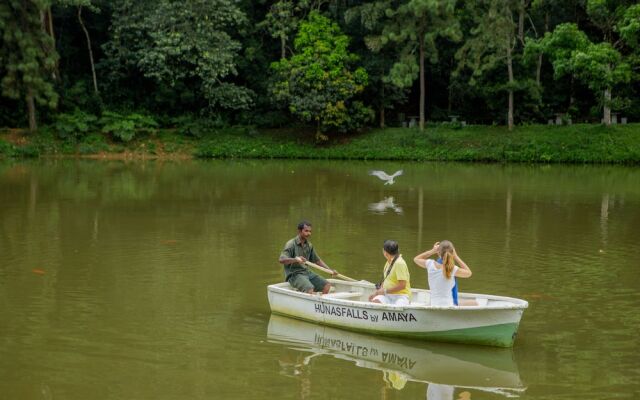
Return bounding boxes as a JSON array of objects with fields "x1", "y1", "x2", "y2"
[
  {"x1": 419, "y1": 34, "x2": 425, "y2": 131},
  {"x1": 47, "y1": 8, "x2": 54, "y2": 43},
  {"x1": 603, "y1": 87, "x2": 611, "y2": 125},
  {"x1": 569, "y1": 75, "x2": 575, "y2": 111},
  {"x1": 44, "y1": 7, "x2": 59, "y2": 81},
  {"x1": 536, "y1": 12, "x2": 549, "y2": 86},
  {"x1": 535, "y1": 55, "x2": 542, "y2": 86},
  {"x1": 280, "y1": 34, "x2": 286, "y2": 59},
  {"x1": 40, "y1": 9, "x2": 57, "y2": 81},
  {"x1": 26, "y1": 87, "x2": 37, "y2": 132},
  {"x1": 447, "y1": 73, "x2": 453, "y2": 114},
  {"x1": 518, "y1": 0, "x2": 525, "y2": 45},
  {"x1": 447, "y1": 56, "x2": 454, "y2": 114},
  {"x1": 379, "y1": 77, "x2": 385, "y2": 128},
  {"x1": 506, "y1": 37, "x2": 514, "y2": 131},
  {"x1": 78, "y1": 6, "x2": 98, "y2": 94}
]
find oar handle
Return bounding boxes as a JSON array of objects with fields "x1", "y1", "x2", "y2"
[{"x1": 304, "y1": 261, "x2": 357, "y2": 282}]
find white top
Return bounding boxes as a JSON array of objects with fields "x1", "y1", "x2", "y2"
[
  {"x1": 426, "y1": 259, "x2": 459, "y2": 306},
  {"x1": 427, "y1": 383, "x2": 454, "y2": 400}
]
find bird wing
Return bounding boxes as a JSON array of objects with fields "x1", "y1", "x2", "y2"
[
  {"x1": 390, "y1": 170, "x2": 403, "y2": 179},
  {"x1": 368, "y1": 201, "x2": 385, "y2": 212},
  {"x1": 369, "y1": 170, "x2": 391, "y2": 180}
]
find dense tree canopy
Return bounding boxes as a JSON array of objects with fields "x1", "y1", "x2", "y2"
[
  {"x1": 0, "y1": 0, "x2": 638, "y2": 131},
  {"x1": 271, "y1": 12, "x2": 371, "y2": 138},
  {"x1": 0, "y1": 0, "x2": 59, "y2": 131}
]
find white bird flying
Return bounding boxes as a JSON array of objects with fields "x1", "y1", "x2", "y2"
[
  {"x1": 368, "y1": 197, "x2": 403, "y2": 214},
  {"x1": 369, "y1": 169, "x2": 403, "y2": 185}
]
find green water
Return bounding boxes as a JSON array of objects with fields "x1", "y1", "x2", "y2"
[{"x1": 0, "y1": 159, "x2": 638, "y2": 399}]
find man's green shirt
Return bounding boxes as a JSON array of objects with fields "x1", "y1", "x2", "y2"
[{"x1": 280, "y1": 236, "x2": 320, "y2": 280}]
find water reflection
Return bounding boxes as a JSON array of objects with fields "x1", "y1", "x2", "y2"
[
  {"x1": 368, "y1": 196, "x2": 403, "y2": 214},
  {"x1": 268, "y1": 315, "x2": 526, "y2": 398}
]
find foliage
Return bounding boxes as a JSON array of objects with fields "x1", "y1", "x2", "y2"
[
  {"x1": 359, "y1": 0, "x2": 460, "y2": 129},
  {"x1": 77, "y1": 132, "x2": 109, "y2": 154},
  {"x1": 192, "y1": 124, "x2": 640, "y2": 164},
  {"x1": 536, "y1": 23, "x2": 632, "y2": 115},
  {"x1": 102, "y1": 0, "x2": 252, "y2": 112},
  {"x1": 345, "y1": 2, "x2": 410, "y2": 126},
  {"x1": 618, "y1": 4, "x2": 640, "y2": 48},
  {"x1": 99, "y1": 111, "x2": 158, "y2": 142},
  {"x1": 0, "y1": 138, "x2": 15, "y2": 157},
  {"x1": 0, "y1": 136, "x2": 41, "y2": 157},
  {"x1": 53, "y1": 109, "x2": 98, "y2": 141},
  {"x1": 380, "y1": 0, "x2": 461, "y2": 86},
  {"x1": 171, "y1": 115, "x2": 228, "y2": 138},
  {"x1": 526, "y1": 23, "x2": 590, "y2": 79},
  {"x1": 455, "y1": 0, "x2": 523, "y2": 128},
  {"x1": 271, "y1": 12, "x2": 372, "y2": 137},
  {"x1": 0, "y1": 0, "x2": 639, "y2": 130},
  {"x1": 3, "y1": 123, "x2": 640, "y2": 164},
  {"x1": 258, "y1": 0, "x2": 304, "y2": 59},
  {"x1": 571, "y1": 43, "x2": 631, "y2": 95},
  {"x1": 58, "y1": 80, "x2": 103, "y2": 115},
  {"x1": 0, "y1": 0, "x2": 59, "y2": 129}
]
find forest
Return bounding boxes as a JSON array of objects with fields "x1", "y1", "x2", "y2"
[{"x1": 1, "y1": 0, "x2": 639, "y2": 140}]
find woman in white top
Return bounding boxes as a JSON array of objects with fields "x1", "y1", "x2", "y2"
[{"x1": 413, "y1": 241, "x2": 472, "y2": 306}]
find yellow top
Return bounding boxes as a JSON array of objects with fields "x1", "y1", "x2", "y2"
[
  {"x1": 384, "y1": 370, "x2": 408, "y2": 390},
  {"x1": 382, "y1": 255, "x2": 411, "y2": 297}
]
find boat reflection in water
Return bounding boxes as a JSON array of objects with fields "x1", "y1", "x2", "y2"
[{"x1": 268, "y1": 315, "x2": 526, "y2": 398}]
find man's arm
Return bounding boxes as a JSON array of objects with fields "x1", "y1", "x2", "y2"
[
  {"x1": 279, "y1": 255, "x2": 306, "y2": 265},
  {"x1": 279, "y1": 242, "x2": 305, "y2": 265}
]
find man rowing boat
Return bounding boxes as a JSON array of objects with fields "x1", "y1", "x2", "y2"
[{"x1": 279, "y1": 221, "x2": 338, "y2": 294}]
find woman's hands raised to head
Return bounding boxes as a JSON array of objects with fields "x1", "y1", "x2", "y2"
[{"x1": 414, "y1": 242, "x2": 440, "y2": 269}]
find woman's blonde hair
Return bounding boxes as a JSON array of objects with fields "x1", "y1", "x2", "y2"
[{"x1": 438, "y1": 240, "x2": 455, "y2": 279}]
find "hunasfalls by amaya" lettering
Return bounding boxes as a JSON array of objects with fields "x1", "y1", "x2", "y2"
[{"x1": 314, "y1": 303, "x2": 369, "y2": 320}]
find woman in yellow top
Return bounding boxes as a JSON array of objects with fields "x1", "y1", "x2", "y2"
[{"x1": 369, "y1": 240, "x2": 411, "y2": 306}]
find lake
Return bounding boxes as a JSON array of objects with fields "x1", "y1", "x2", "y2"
[{"x1": 0, "y1": 159, "x2": 638, "y2": 399}]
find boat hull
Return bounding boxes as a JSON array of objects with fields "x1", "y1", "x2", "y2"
[{"x1": 267, "y1": 280, "x2": 528, "y2": 347}]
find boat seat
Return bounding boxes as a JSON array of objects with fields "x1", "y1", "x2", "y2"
[
  {"x1": 324, "y1": 292, "x2": 362, "y2": 300},
  {"x1": 411, "y1": 291, "x2": 431, "y2": 305}
]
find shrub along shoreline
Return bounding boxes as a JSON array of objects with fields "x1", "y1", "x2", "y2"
[{"x1": 1, "y1": 124, "x2": 639, "y2": 164}]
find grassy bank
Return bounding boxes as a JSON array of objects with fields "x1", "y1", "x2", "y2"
[{"x1": 1, "y1": 124, "x2": 639, "y2": 164}]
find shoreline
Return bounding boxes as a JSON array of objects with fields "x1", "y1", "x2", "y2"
[{"x1": 2, "y1": 124, "x2": 639, "y2": 164}]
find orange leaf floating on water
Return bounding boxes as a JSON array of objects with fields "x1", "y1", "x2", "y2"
[
  {"x1": 32, "y1": 268, "x2": 46, "y2": 275},
  {"x1": 522, "y1": 293, "x2": 555, "y2": 300}
]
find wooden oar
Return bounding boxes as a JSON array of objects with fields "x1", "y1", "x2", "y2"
[{"x1": 304, "y1": 261, "x2": 358, "y2": 282}]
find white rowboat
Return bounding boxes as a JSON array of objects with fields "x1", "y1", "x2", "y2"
[{"x1": 267, "y1": 279, "x2": 528, "y2": 347}]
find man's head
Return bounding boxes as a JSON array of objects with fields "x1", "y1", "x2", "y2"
[
  {"x1": 383, "y1": 240, "x2": 399, "y2": 256},
  {"x1": 297, "y1": 221, "x2": 312, "y2": 241}
]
